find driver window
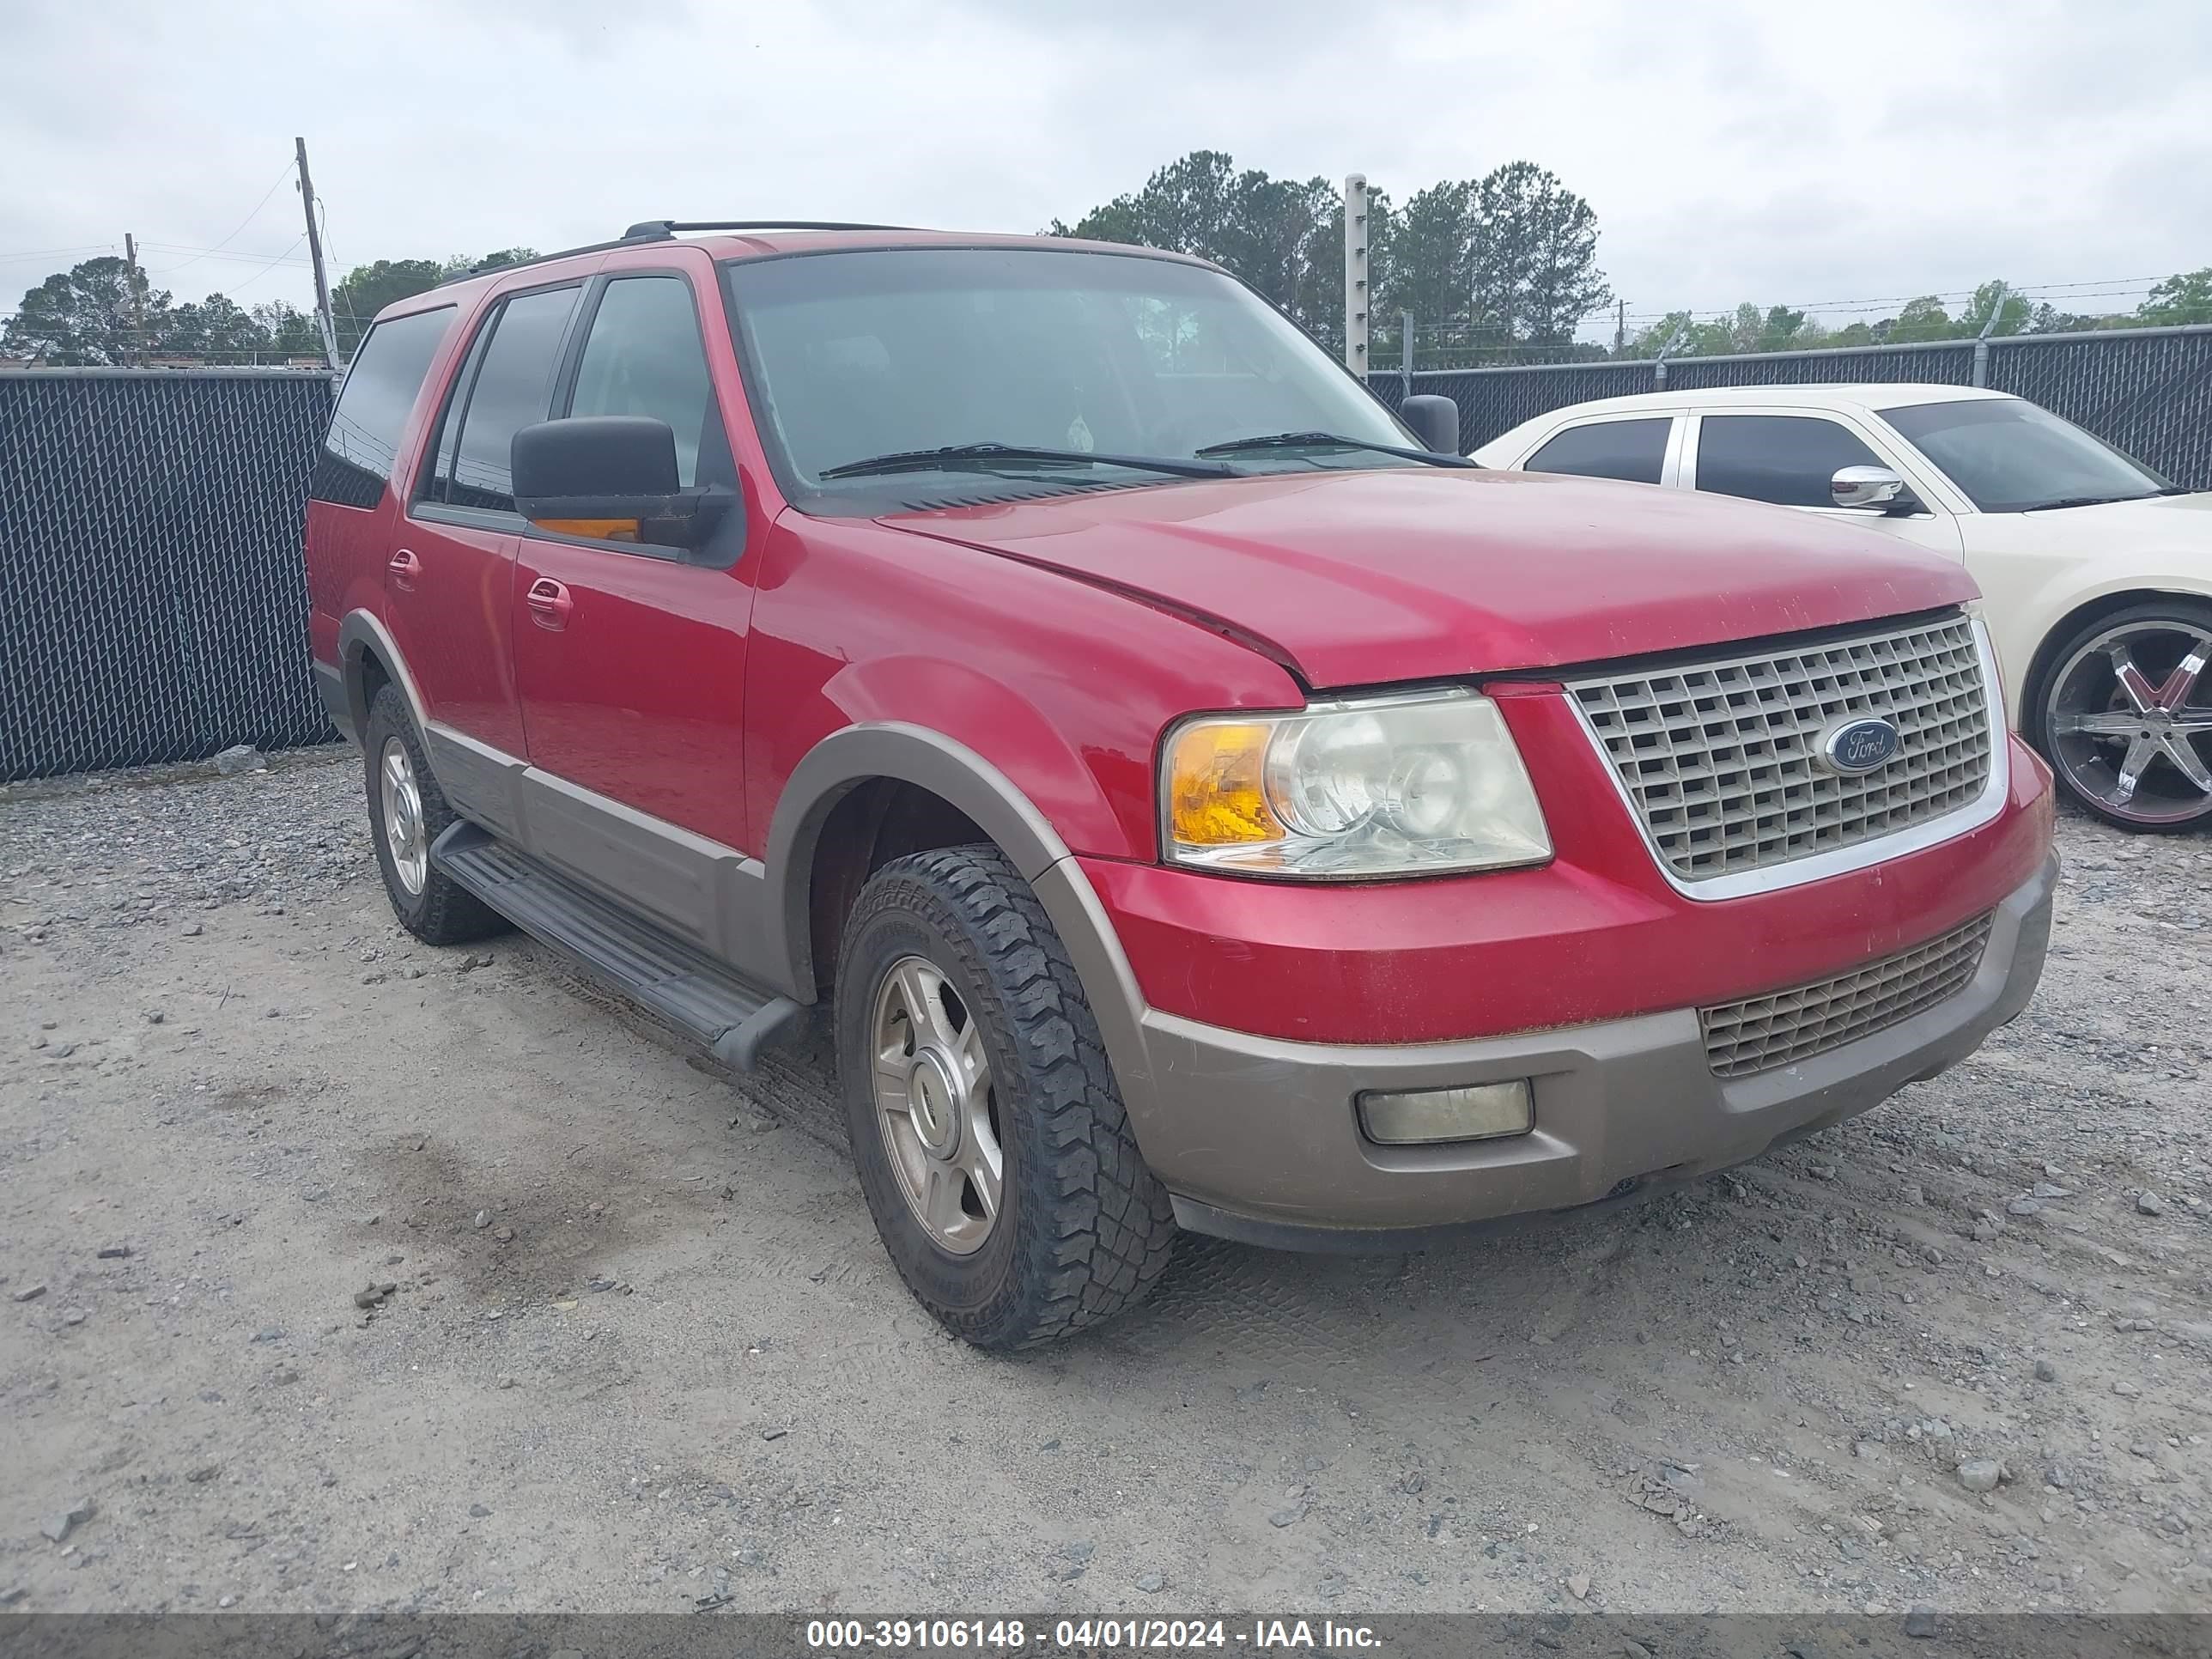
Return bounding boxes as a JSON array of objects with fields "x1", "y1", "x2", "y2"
[{"x1": 568, "y1": 276, "x2": 714, "y2": 487}]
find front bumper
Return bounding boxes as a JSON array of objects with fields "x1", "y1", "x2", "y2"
[{"x1": 1125, "y1": 852, "x2": 2056, "y2": 1249}]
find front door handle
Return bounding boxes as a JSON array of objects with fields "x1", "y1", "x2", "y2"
[
  {"x1": 387, "y1": 548, "x2": 422, "y2": 591},
  {"x1": 526, "y1": 577, "x2": 574, "y2": 631}
]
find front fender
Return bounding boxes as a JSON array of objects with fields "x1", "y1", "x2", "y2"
[
  {"x1": 1999, "y1": 562, "x2": 2212, "y2": 728},
  {"x1": 759, "y1": 720, "x2": 1159, "y2": 1136}
]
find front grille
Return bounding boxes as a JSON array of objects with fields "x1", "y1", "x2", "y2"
[
  {"x1": 1567, "y1": 612, "x2": 1992, "y2": 884},
  {"x1": 1700, "y1": 912, "x2": 1994, "y2": 1077}
]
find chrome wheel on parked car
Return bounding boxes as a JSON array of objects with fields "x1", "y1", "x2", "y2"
[
  {"x1": 2040, "y1": 608, "x2": 2212, "y2": 830},
  {"x1": 870, "y1": 954, "x2": 1003, "y2": 1255},
  {"x1": 378, "y1": 738, "x2": 429, "y2": 896}
]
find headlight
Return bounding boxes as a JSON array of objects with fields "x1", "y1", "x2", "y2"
[{"x1": 1163, "y1": 688, "x2": 1553, "y2": 878}]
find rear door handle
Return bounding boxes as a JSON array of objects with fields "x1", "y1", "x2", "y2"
[
  {"x1": 387, "y1": 548, "x2": 422, "y2": 591},
  {"x1": 526, "y1": 577, "x2": 574, "y2": 631}
]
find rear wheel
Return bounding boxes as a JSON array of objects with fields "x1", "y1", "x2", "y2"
[
  {"x1": 2031, "y1": 600, "x2": 2212, "y2": 831},
  {"x1": 834, "y1": 845, "x2": 1176, "y2": 1350},
  {"x1": 362, "y1": 685, "x2": 506, "y2": 944}
]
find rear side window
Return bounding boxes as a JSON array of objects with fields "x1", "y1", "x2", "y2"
[
  {"x1": 310, "y1": 307, "x2": 453, "y2": 508},
  {"x1": 1696, "y1": 415, "x2": 1882, "y2": 507},
  {"x1": 567, "y1": 276, "x2": 715, "y2": 487},
  {"x1": 444, "y1": 286, "x2": 580, "y2": 514},
  {"x1": 1525, "y1": 417, "x2": 1670, "y2": 484}
]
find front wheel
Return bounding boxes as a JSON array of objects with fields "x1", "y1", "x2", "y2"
[
  {"x1": 834, "y1": 846, "x2": 1176, "y2": 1350},
  {"x1": 2030, "y1": 600, "x2": 2212, "y2": 831}
]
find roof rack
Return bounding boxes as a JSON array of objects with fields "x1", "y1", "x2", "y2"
[
  {"x1": 620, "y1": 219, "x2": 913, "y2": 238},
  {"x1": 434, "y1": 231, "x2": 665, "y2": 288},
  {"x1": 433, "y1": 222, "x2": 916, "y2": 289}
]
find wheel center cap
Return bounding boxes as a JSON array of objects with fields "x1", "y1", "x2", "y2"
[{"x1": 907, "y1": 1050, "x2": 961, "y2": 1158}]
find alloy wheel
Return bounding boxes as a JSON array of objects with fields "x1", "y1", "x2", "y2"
[
  {"x1": 2044, "y1": 618, "x2": 2212, "y2": 827},
  {"x1": 869, "y1": 954, "x2": 1004, "y2": 1255},
  {"x1": 379, "y1": 738, "x2": 429, "y2": 895}
]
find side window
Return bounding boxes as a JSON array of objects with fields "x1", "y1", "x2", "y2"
[
  {"x1": 420, "y1": 318, "x2": 495, "y2": 505},
  {"x1": 446, "y1": 286, "x2": 580, "y2": 514},
  {"x1": 566, "y1": 276, "x2": 716, "y2": 487},
  {"x1": 310, "y1": 307, "x2": 453, "y2": 508},
  {"x1": 1696, "y1": 415, "x2": 1882, "y2": 507},
  {"x1": 1524, "y1": 417, "x2": 1670, "y2": 485}
]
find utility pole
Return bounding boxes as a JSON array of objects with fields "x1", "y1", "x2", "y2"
[
  {"x1": 124, "y1": 232, "x2": 142, "y2": 364},
  {"x1": 295, "y1": 137, "x2": 341, "y2": 368},
  {"x1": 1342, "y1": 173, "x2": 1369, "y2": 378}
]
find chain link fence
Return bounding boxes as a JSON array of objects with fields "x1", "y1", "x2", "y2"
[
  {"x1": 2, "y1": 327, "x2": 2207, "y2": 781},
  {"x1": 1367, "y1": 325, "x2": 2212, "y2": 489},
  {"x1": 0, "y1": 369, "x2": 337, "y2": 781}
]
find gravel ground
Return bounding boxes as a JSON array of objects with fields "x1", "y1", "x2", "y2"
[{"x1": 2, "y1": 745, "x2": 2208, "y2": 1617}]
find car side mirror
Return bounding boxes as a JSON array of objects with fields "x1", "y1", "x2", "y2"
[
  {"x1": 512, "y1": 416, "x2": 732, "y2": 549},
  {"x1": 1400, "y1": 395, "x2": 1462, "y2": 456},
  {"x1": 1831, "y1": 465, "x2": 1907, "y2": 510}
]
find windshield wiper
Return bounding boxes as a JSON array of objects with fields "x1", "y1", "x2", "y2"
[
  {"x1": 1194, "y1": 430, "x2": 1479, "y2": 468},
  {"x1": 2021, "y1": 493, "x2": 2159, "y2": 512},
  {"x1": 818, "y1": 441, "x2": 1235, "y2": 482}
]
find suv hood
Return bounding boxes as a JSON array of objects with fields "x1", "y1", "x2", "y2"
[{"x1": 884, "y1": 468, "x2": 1977, "y2": 688}]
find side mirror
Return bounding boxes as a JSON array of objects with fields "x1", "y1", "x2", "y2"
[
  {"x1": 512, "y1": 416, "x2": 730, "y2": 549},
  {"x1": 1831, "y1": 465, "x2": 1907, "y2": 510},
  {"x1": 1400, "y1": 394, "x2": 1462, "y2": 456}
]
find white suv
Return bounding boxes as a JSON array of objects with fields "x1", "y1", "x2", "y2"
[{"x1": 1473, "y1": 385, "x2": 2212, "y2": 830}]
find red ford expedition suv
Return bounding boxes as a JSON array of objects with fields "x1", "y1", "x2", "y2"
[{"x1": 304, "y1": 221, "x2": 2057, "y2": 1349}]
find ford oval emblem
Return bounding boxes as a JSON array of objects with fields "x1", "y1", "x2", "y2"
[{"x1": 1819, "y1": 715, "x2": 1901, "y2": 775}]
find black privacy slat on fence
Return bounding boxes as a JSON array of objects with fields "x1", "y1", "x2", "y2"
[
  {"x1": 1662, "y1": 343, "x2": 1975, "y2": 392},
  {"x1": 1987, "y1": 330, "x2": 2212, "y2": 492},
  {"x1": 0, "y1": 370, "x2": 337, "y2": 781}
]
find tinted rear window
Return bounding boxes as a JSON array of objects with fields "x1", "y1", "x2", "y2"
[
  {"x1": 310, "y1": 307, "x2": 453, "y2": 508},
  {"x1": 1525, "y1": 417, "x2": 1670, "y2": 484}
]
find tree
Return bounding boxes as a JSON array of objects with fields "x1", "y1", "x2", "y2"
[
  {"x1": 252, "y1": 301, "x2": 327, "y2": 357},
  {"x1": 435, "y1": 247, "x2": 541, "y2": 283},
  {"x1": 1756, "y1": 305, "x2": 1809, "y2": 351},
  {"x1": 1953, "y1": 280, "x2": 2033, "y2": 337},
  {"x1": 1881, "y1": 295, "x2": 1953, "y2": 343},
  {"x1": 2138, "y1": 267, "x2": 2212, "y2": 326},
  {"x1": 1475, "y1": 161, "x2": 1611, "y2": 343},
  {"x1": 330, "y1": 258, "x2": 446, "y2": 351},
  {"x1": 2, "y1": 256, "x2": 163, "y2": 364},
  {"x1": 159, "y1": 293, "x2": 270, "y2": 358},
  {"x1": 1052, "y1": 150, "x2": 1347, "y2": 343},
  {"x1": 1376, "y1": 180, "x2": 1477, "y2": 326}
]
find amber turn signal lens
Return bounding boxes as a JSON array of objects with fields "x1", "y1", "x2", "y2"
[
  {"x1": 1166, "y1": 720, "x2": 1284, "y2": 848},
  {"x1": 533, "y1": 517, "x2": 640, "y2": 542}
]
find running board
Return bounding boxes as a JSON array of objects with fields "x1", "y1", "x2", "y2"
[{"x1": 430, "y1": 822, "x2": 806, "y2": 1071}]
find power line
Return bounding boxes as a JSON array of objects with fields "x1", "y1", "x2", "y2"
[
  {"x1": 143, "y1": 242, "x2": 313, "y2": 269},
  {"x1": 150, "y1": 158, "x2": 298, "y2": 278},
  {"x1": 223, "y1": 234, "x2": 311, "y2": 294},
  {"x1": 0, "y1": 243, "x2": 121, "y2": 264}
]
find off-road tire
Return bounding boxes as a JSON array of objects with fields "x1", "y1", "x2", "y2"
[
  {"x1": 835, "y1": 845, "x2": 1176, "y2": 1350},
  {"x1": 362, "y1": 685, "x2": 506, "y2": 945}
]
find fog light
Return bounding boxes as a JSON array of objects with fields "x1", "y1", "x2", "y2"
[{"x1": 1358, "y1": 1079, "x2": 1534, "y2": 1145}]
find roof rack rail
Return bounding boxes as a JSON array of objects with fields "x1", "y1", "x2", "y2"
[
  {"x1": 430, "y1": 222, "x2": 916, "y2": 290},
  {"x1": 621, "y1": 219, "x2": 913, "y2": 238},
  {"x1": 433, "y1": 229, "x2": 672, "y2": 289}
]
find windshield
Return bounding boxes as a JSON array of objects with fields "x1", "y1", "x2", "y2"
[
  {"x1": 723, "y1": 247, "x2": 1417, "y2": 503},
  {"x1": 1884, "y1": 397, "x2": 2174, "y2": 512}
]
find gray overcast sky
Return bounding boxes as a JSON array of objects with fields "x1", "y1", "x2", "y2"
[{"x1": 5, "y1": 0, "x2": 2208, "y2": 335}]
